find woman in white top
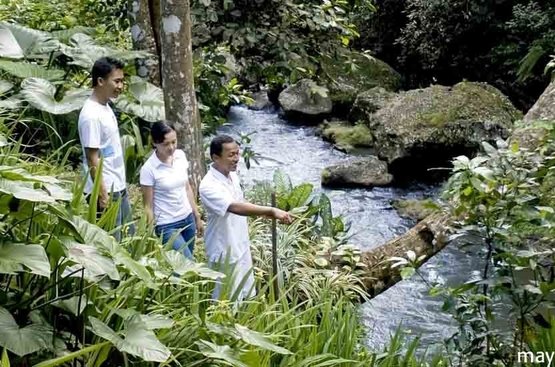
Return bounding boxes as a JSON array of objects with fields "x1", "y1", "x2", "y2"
[{"x1": 140, "y1": 121, "x2": 203, "y2": 259}]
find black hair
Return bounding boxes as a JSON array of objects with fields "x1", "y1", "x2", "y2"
[
  {"x1": 210, "y1": 134, "x2": 237, "y2": 158},
  {"x1": 91, "y1": 57, "x2": 125, "y2": 87},
  {"x1": 151, "y1": 121, "x2": 176, "y2": 144}
]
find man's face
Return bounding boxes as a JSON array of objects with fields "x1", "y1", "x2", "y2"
[
  {"x1": 214, "y1": 142, "x2": 240, "y2": 172},
  {"x1": 98, "y1": 68, "x2": 124, "y2": 99}
]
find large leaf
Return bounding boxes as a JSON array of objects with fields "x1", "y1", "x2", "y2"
[
  {"x1": 287, "y1": 183, "x2": 313, "y2": 209},
  {"x1": 60, "y1": 237, "x2": 120, "y2": 281},
  {"x1": 113, "y1": 310, "x2": 173, "y2": 330},
  {"x1": 234, "y1": 324, "x2": 291, "y2": 355},
  {"x1": 52, "y1": 295, "x2": 90, "y2": 316},
  {"x1": 196, "y1": 340, "x2": 248, "y2": 367},
  {"x1": 20, "y1": 78, "x2": 90, "y2": 114},
  {"x1": 0, "y1": 27, "x2": 23, "y2": 59},
  {"x1": 0, "y1": 166, "x2": 59, "y2": 184},
  {"x1": 89, "y1": 316, "x2": 171, "y2": 362},
  {"x1": 0, "y1": 22, "x2": 59, "y2": 57},
  {"x1": 0, "y1": 80, "x2": 13, "y2": 96},
  {"x1": 0, "y1": 243, "x2": 50, "y2": 277},
  {"x1": 62, "y1": 33, "x2": 148, "y2": 70},
  {"x1": 163, "y1": 250, "x2": 224, "y2": 280},
  {"x1": 115, "y1": 76, "x2": 165, "y2": 122},
  {"x1": 0, "y1": 60, "x2": 64, "y2": 81},
  {"x1": 0, "y1": 179, "x2": 55, "y2": 203},
  {"x1": 0, "y1": 307, "x2": 52, "y2": 357},
  {"x1": 51, "y1": 26, "x2": 95, "y2": 43}
]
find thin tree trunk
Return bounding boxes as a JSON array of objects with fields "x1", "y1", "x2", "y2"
[
  {"x1": 356, "y1": 212, "x2": 451, "y2": 297},
  {"x1": 128, "y1": 0, "x2": 161, "y2": 85},
  {"x1": 159, "y1": 0, "x2": 205, "y2": 190}
]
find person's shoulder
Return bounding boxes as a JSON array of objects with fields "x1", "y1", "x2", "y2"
[
  {"x1": 175, "y1": 149, "x2": 186, "y2": 159},
  {"x1": 199, "y1": 171, "x2": 216, "y2": 190},
  {"x1": 140, "y1": 151, "x2": 156, "y2": 171}
]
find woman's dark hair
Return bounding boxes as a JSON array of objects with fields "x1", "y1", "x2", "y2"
[
  {"x1": 151, "y1": 121, "x2": 176, "y2": 144},
  {"x1": 210, "y1": 134, "x2": 237, "y2": 158},
  {"x1": 91, "y1": 57, "x2": 125, "y2": 87}
]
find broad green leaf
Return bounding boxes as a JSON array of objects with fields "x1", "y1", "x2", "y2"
[
  {"x1": 20, "y1": 78, "x2": 90, "y2": 115},
  {"x1": 0, "y1": 80, "x2": 13, "y2": 95},
  {"x1": 60, "y1": 238, "x2": 120, "y2": 281},
  {"x1": 113, "y1": 251, "x2": 153, "y2": 284},
  {"x1": 115, "y1": 76, "x2": 165, "y2": 122},
  {"x1": 0, "y1": 166, "x2": 59, "y2": 184},
  {"x1": 52, "y1": 295, "x2": 89, "y2": 316},
  {"x1": 113, "y1": 310, "x2": 173, "y2": 330},
  {"x1": 273, "y1": 169, "x2": 292, "y2": 195},
  {"x1": 51, "y1": 26, "x2": 95, "y2": 43},
  {"x1": 62, "y1": 33, "x2": 148, "y2": 70},
  {"x1": 0, "y1": 98, "x2": 21, "y2": 110},
  {"x1": 43, "y1": 183, "x2": 72, "y2": 201},
  {"x1": 0, "y1": 22, "x2": 59, "y2": 57},
  {"x1": 287, "y1": 183, "x2": 313, "y2": 209},
  {"x1": 234, "y1": 324, "x2": 292, "y2": 355},
  {"x1": 0, "y1": 60, "x2": 64, "y2": 81},
  {"x1": 196, "y1": 340, "x2": 248, "y2": 367},
  {"x1": 89, "y1": 316, "x2": 171, "y2": 362},
  {"x1": 0, "y1": 135, "x2": 7, "y2": 148},
  {"x1": 0, "y1": 243, "x2": 50, "y2": 277},
  {"x1": 0, "y1": 307, "x2": 52, "y2": 357},
  {"x1": 0, "y1": 28, "x2": 23, "y2": 58},
  {"x1": 0, "y1": 179, "x2": 55, "y2": 203},
  {"x1": 163, "y1": 250, "x2": 224, "y2": 280}
]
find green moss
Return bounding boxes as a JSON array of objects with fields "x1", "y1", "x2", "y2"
[
  {"x1": 322, "y1": 123, "x2": 373, "y2": 152},
  {"x1": 391, "y1": 199, "x2": 440, "y2": 221},
  {"x1": 321, "y1": 168, "x2": 331, "y2": 181}
]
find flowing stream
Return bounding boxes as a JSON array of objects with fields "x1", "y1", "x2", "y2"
[{"x1": 221, "y1": 106, "x2": 481, "y2": 351}]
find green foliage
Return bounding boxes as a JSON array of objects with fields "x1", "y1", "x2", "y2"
[
  {"x1": 192, "y1": 0, "x2": 373, "y2": 87},
  {"x1": 435, "y1": 122, "x2": 555, "y2": 364}
]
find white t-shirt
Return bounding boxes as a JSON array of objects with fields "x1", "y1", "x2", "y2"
[
  {"x1": 78, "y1": 98, "x2": 126, "y2": 194},
  {"x1": 139, "y1": 149, "x2": 193, "y2": 226},
  {"x1": 199, "y1": 165, "x2": 250, "y2": 263}
]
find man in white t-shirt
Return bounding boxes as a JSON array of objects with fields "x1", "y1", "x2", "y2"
[
  {"x1": 199, "y1": 135, "x2": 292, "y2": 300},
  {"x1": 78, "y1": 57, "x2": 134, "y2": 239}
]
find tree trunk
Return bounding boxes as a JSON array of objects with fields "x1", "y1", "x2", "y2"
[
  {"x1": 159, "y1": 0, "x2": 205, "y2": 190},
  {"x1": 357, "y1": 212, "x2": 451, "y2": 297},
  {"x1": 128, "y1": 0, "x2": 161, "y2": 85}
]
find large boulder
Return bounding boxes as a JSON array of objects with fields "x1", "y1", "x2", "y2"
[
  {"x1": 360, "y1": 81, "x2": 521, "y2": 180},
  {"x1": 510, "y1": 79, "x2": 555, "y2": 150},
  {"x1": 349, "y1": 87, "x2": 396, "y2": 122},
  {"x1": 319, "y1": 120, "x2": 373, "y2": 153},
  {"x1": 321, "y1": 156, "x2": 393, "y2": 188},
  {"x1": 321, "y1": 50, "x2": 401, "y2": 111},
  {"x1": 278, "y1": 79, "x2": 332, "y2": 122},
  {"x1": 249, "y1": 90, "x2": 273, "y2": 111},
  {"x1": 524, "y1": 79, "x2": 555, "y2": 123}
]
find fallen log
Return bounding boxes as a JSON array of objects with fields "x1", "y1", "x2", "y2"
[{"x1": 359, "y1": 212, "x2": 451, "y2": 297}]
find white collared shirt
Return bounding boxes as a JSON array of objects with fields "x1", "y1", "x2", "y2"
[
  {"x1": 139, "y1": 149, "x2": 193, "y2": 225},
  {"x1": 78, "y1": 98, "x2": 126, "y2": 194},
  {"x1": 199, "y1": 165, "x2": 250, "y2": 262}
]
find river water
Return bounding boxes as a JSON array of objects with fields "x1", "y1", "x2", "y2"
[{"x1": 221, "y1": 106, "x2": 481, "y2": 351}]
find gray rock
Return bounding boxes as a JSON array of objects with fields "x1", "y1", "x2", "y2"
[
  {"x1": 321, "y1": 156, "x2": 393, "y2": 188},
  {"x1": 357, "y1": 81, "x2": 521, "y2": 179},
  {"x1": 249, "y1": 90, "x2": 273, "y2": 110},
  {"x1": 524, "y1": 79, "x2": 555, "y2": 123},
  {"x1": 278, "y1": 79, "x2": 332, "y2": 121}
]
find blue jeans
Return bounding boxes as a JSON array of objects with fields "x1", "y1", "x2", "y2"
[{"x1": 155, "y1": 214, "x2": 196, "y2": 259}]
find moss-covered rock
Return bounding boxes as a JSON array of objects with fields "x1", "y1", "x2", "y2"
[
  {"x1": 349, "y1": 87, "x2": 395, "y2": 122},
  {"x1": 391, "y1": 199, "x2": 440, "y2": 222},
  {"x1": 359, "y1": 81, "x2": 521, "y2": 180},
  {"x1": 321, "y1": 156, "x2": 392, "y2": 188},
  {"x1": 321, "y1": 50, "x2": 401, "y2": 109},
  {"x1": 319, "y1": 120, "x2": 373, "y2": 152}
]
